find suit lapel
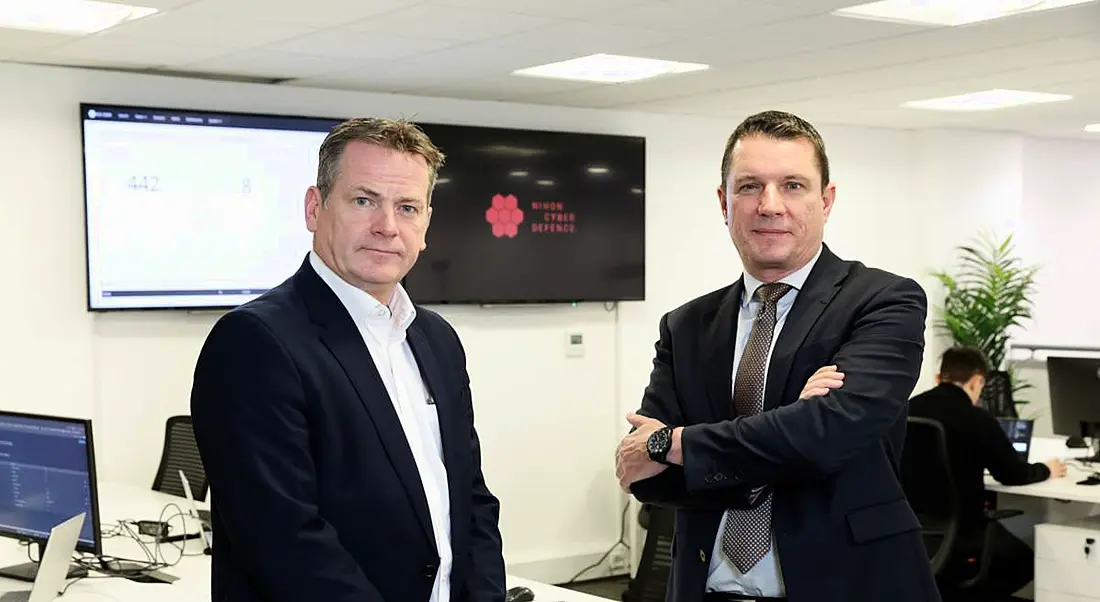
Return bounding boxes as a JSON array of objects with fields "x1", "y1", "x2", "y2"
[
  {"x1": 702, "y1": 281, "x2": 743, "y2": 421},
  {"x1": 407, "y1": 322, "x2": 466, "y2": 529},
  {"x1": 764, "y1": 246, "x2": 848, "y2": 411},
  {"x1": 294, "y1": 258, "x2": 437, "y2": 549}
]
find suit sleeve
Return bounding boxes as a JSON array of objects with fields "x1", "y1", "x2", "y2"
[
  {"x1": 629, "y1": 313, "x2": 759, "y2": 510},
  {"x1": 190, "y1": 311, "x2": 385, "y2": 602},
  {"x1": 979, "y1": 413, "x2": 1051, "y2": 485},
  {"x1": 681, "y1": 277, "x2": 927, "y2": 491},
  {"x1": 450, "y1": 330, "x2": 506, "y2": 602}
]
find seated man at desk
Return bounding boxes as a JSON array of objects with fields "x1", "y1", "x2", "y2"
[{"x1": 909, "y1": 346, "x2": 1067, "y2": 598}]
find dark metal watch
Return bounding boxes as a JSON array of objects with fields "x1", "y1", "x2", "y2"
[{"x1": 646, "y1": 426, "x2": 674, "y2": 465}]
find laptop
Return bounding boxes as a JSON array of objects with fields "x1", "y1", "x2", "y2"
[
  {"x1": 0, "y1": 513, "x2": 85, "y2": 602},
  {"x1": 997, "y1": 417, "x2": 1035, "y2": 461},
  {"x1": 179, "y1": 470, "x2": 212, "y2": 551}
]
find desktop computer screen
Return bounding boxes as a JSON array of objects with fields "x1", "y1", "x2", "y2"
[
  {"x1": 1047, "y1": 356, "x2": 1100, "y2": 463},
  {"x1": 0, "y1": 412, "x2": 101, "y2": 559}
]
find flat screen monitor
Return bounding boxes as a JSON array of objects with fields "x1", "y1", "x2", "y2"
[
  {"x1": 80, "y1": 103, "x2": 646, "y2": 310},
  {"x1": 0, "y1": 411, "x2": 101, "y2": 580},
  {"x1": 1047, "y1": 356, "x2": 1100, "y2": 462}
]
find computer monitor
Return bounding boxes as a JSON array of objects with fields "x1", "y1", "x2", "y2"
[
  {"x1": 0, "y1": 411, "x2": 101, "y2": 582},
  {"x1": 1047, "y1": 356, "x2": 1100, "y2": 462}
]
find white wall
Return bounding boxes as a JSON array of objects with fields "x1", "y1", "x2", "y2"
[{"x1": 2, "y1": 59, "x2": 1097, "y2": 582}]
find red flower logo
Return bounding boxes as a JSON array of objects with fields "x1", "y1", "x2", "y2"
[{"x1": 485, "y1": 194, "x2": 524, "y2": 238}]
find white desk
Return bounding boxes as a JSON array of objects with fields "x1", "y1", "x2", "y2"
[
  {"x1": 0, "y1": 483, "x2": 604, "y2": 602},
  {"x1": 985, "y1": 436, "x2": 1100, "y2": 504}
]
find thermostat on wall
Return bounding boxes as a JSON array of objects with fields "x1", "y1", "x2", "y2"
[{"x1": 566, "y1": 332, "x2": 585, "y2": 358}]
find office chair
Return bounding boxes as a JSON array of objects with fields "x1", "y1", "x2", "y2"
[
  {"x1": 151, "y1": 415, "x2": 208, "y2": 502},
  {"x1": 901, "y1": 417, "x2": 1022, "y2": 601},
  {"x1": 622, "y1": 504, "x2": 674, "y2": 602},
  {"x1": 978, "y1": 370, "x2": 1018, "y2": 418}
]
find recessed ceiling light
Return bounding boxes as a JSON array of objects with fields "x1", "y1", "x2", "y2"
[
  {"x1": 0, "y1": 0, "x2": 156, "y2": 35},
  {"x1": 536, "y1": 179, "x2": 555, "y2": 186},
  {"x1": 1085, "y1": 124, "x2": 1100, "y2": 133},
  {"x1": 901, "y1": 89, "x2": 1073, "y2": 111},
  {"x1": 512, "y1": 53, "x2": 708, "y2": 84},
  {"x1": 833, "y1": 0, "x2": 1097, "y2": 27},
  {"x1": 586, "y1": 166, "x2": 610, "y2": 174}
]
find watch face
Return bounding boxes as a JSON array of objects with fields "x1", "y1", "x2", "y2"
[{"x1": 647, "y1": 427, "x2": 670, "y2": 458}]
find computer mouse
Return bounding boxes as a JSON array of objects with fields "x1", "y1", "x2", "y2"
[
  {"x1": 1067, "y1": 436, "x2": 1088, "y2": 449},
  {"x1": 506, "y1": 586, "x2": 535, "y2": 602}
]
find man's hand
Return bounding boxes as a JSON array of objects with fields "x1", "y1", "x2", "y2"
[
  {"x1": 799, "y1": 365, "x2": 845, "y2": 399},
  {"x1": 616, "y1": 414, "x2": 670, "y2": 492},
  {"x1": 1045, "y1": 458, "x2": 1068, "y2": 479}
]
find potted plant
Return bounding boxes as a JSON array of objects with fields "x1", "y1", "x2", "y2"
[{"x1": 931, "y1": 232, "x2": 1040, "y2": 417}]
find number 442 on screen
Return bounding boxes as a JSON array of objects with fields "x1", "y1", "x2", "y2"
[{"x1": 127, "y1": 176, "x2": 159, "y2": 191}]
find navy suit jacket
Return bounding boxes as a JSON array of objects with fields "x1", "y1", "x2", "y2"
[
  {"x1": 631, "y1": 245, "x2": 940, "y2": 602},
  {"x1": 190, "y1": 257, "x2": 506, "y2": 602}
]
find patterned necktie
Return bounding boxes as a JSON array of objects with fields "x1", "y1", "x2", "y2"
[{"x1": 721, "y1": 281, "x2": 792, "y2": 574}]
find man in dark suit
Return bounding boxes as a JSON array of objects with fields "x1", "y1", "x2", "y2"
[
  {"x1": 190, "y1": 118, "x2": 506, "y2": 602},
  {"x1": 615, "y1": 110, "x2": 939, "y2": 602},
  {"x1": 908, "y1": 346, "x2": 1066, "y2": 598}
]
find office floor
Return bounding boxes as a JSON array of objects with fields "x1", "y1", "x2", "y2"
[{"x1": 559, "y1": 576, "x2": 629, "y2": 600}]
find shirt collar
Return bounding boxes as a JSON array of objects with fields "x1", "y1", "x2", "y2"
[
  {"x1": 741, "y1": 244, "x2": 823, "y2": 308},
  {"x1": 309, "y1": 250, "x2": 416, "y2": 332}
]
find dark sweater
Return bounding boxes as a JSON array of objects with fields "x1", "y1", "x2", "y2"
[{"x1": 908, "y1": 383, "x2": 1050, "y2": 530}]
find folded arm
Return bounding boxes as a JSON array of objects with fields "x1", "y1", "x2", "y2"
[
  {"x1": 628, "y1": 313, "x2": 758, "y2": 510},
  {"x1": 190, "y1": 311, "x2": 385, "y2": 602},
  {"x1": 681, "y1": 278, "x2": 927, "y2": 492}
]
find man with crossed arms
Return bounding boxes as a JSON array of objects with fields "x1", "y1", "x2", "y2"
[{"x1": 616, "y1": 110, "x2": 938, "y2": 602}]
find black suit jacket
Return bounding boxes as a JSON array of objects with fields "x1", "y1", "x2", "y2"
[
  {"x1": 190, "y1": 257, "x2": 506, "y2": 602},
  {"x1": 631, "y1": 244, "x2": 939, "y2": 602},
  {"x1": 908, "y1": 383, "x2": 1050, "y2": 532}
]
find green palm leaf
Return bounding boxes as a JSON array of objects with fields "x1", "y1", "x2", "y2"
[{"x1": 930, "y1": 231, "x2": 1040, "y2": 399}]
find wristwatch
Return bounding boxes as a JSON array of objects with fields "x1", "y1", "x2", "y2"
[{"x1": 646, "y1": 426, "x2": 674, "y2": 465}]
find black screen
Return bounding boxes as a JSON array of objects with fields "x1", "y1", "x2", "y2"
[
  {"x1": 0, "y1": 414, "x2": 99, "y2": 551},
  {"x1": 404, "y1": 123, "x2": 646, "y2": 304}
]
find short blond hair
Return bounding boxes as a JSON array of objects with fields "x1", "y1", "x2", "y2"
[{"x1": 316, "y1": 117, "x2": 446, "y2": 205}]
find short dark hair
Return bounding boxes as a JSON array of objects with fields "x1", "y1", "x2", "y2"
[
  {"x1": 939, "y1": 347, "x2": 989, "y2": 383},
  {"x1": 316, "y1": 117, "x2": 445, "y2": 206},
  {"x1": 720, "y1": 110, "x2": 830, "y2": 190}
]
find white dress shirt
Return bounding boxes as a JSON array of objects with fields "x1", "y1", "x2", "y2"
[
  {"x1": 309, "y1": 251, "x2": 452, "y2": 602},
  {"x1": 706, "y1": 246, "x2": 823, "y2": 597}
]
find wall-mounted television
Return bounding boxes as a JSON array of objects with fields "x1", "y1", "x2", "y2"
[{"x1": 80, "y1": 103, "x2": 645, "y2": 311}]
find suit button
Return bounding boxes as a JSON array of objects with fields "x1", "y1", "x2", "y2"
[
  {"x1": 699, "y1": 550, "x2": 707, "y2": 563},
  {"x1": 422, "y1": 564, "x2": 437, "y2": 578}
]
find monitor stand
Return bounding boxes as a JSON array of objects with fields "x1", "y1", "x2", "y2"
[
  {"x1": 0, "y1": 561, "x2": 87, "y2": 582},
  {"x1": 91, "y1": 560, "x2": 178, "y2": 585}
]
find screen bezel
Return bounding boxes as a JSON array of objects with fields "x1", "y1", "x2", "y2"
[{"x1": 0, "y1": 410, "x2": 103, "y2": 556}]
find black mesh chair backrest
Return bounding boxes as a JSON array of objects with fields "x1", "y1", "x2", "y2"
[
  {"x1": 152, "y1": 415, "x2": 208, "y2": 502},
  {"x1": 624, "y1": 504, "x2": 675, "y2": 602},
  {"x1": 900, "y1": 416, "x2": 959, "y2": 575},
  {"x1": 978, "y1": 370, "x2": 1017, "y2": 418}
]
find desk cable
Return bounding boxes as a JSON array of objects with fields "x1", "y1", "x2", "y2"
[
  {"x1": 564, "y1": 500, "x2": 632, "y2": 584},
  {"x1": 44, "y1": 502, "x2": 200, "y2": 596}
]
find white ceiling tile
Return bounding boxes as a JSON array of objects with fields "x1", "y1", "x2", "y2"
[
  {"x1": 431, "y1": 0, "x2": 659, "y2": 19},
  {"x1": 635, "y1": 12, "x2": 928, "y2": 67},
  {"x1": 582, "y1": 0, "x2": 809, "y2": 32},
  {"x1": 411, "y1": 73, "x2": 597, "y2": 101},
  {"x1": 264, "y1": 29, "x2": 455, "y2": 61},
  {"x1": 285, "y1": 60, "x2": 475, "y2": 94},
  {"x1": 23, "y1": 35, "x2": 227, "y2": 68},
  {"x1": 342, "y1": 3, "x2": 553, "y2": 41},
  {"x1": 169, "y1": 0, "x2": 422, "y2": 28},
  {"x1": 0, "y1": 30, "x2": 73, "y2": 59},
  {"x1": 126, "y1": 0, "x2": 199, "y2": 8},
  {"x1": 101, "y1": 13, "x2": 310, "y2": 51},
  {"x1": 180, "y1": 49, "x2": 366, "y2": 79}
]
